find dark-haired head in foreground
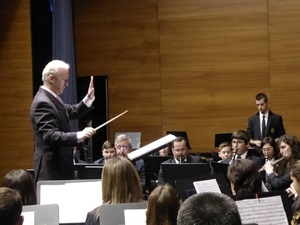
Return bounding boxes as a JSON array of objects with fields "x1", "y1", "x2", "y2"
[{"x1": 177, "y1": 192, "x2": 241, "y2": 225}]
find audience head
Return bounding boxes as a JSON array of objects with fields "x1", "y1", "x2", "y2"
[
  {"x1": 261, "y1": 136, "x2": 278, "y2": 160},
  {"x1": 171, "y1": 136, "x2": 189, "y2": 161},
  {"x1": 115, "y1": 134, "x2": 132, "y2": 157},
  {"x1": 146, "y1": 184, "x2": 180, "y2": 225},
  {"x1": 0, "y1": 187, "x2": 24, "y2": 225},
  {"x1": 290, "y1": 160, "x2": 300, "y2": 195},
  {"x1": 227, "y1": 159, "x2": 262, "y2": 195},
  {"x1": 2, "y1": 169, "x2": 37, "y2": 205},
  {"x1": 101, "y1": 140, "x2": 116, "y2": 162},
  {"x1": 277, "y1": 134, "x2": 300, "y2": 166},
  {"x1": 231, "y1": 130, "x2": 250, "y2": 156},
  {"x1": 177, "y1": 192, "x2": 241, "y2": 225},
  {"x1": 218, "y1": 142, "x2": 233, "y2": 160},
  {"x1": 42, "y1": 60, "x2": 70, "y2": 95},
  {"x1": 101, "y1": 157, "x2": 143, "y2": 204},
  {"x1": 255, "y1": 92, "x2": 269, "y2": 114}
]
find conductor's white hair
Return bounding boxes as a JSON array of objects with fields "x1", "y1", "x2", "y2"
[{"x1": 42, "y1": 60, "x2": 70, "y2": 82}]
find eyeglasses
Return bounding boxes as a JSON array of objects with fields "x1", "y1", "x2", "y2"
[
  {"x1": 116, "y1": 145, "x2": 129, "y2": 150},
  {"x1": 262, "y1": 147, "x2": 273, "y2": 152},
  {"x1": 232, "y1": 140, "x2": 244, "y2": 145}
]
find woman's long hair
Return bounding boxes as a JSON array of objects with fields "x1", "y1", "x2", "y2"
[
  {"x1": 90, "y1": 157, "x2": 143, "y2": 222},
  {"x1": 146, "y1": 184, "x2": 180, "y2": 225},
  {"x1": 2, "y1": 169, "x2": 37, "y2": 205}
]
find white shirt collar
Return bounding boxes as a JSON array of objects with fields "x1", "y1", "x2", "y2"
[{"x1": 41, "y1": 86, "x2": 59, "y2": 98}]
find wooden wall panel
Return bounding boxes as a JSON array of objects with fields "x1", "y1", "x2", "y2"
[
  {"x1": 73, "y1": 0, "x2": 300, "y2": 154},
  {"x1": 0, "y1": 0, "x2": 33, "y2": 182},
  {"x1": 159, "y1": 12, "x2": 269, "y2": 67},
  {"x1": 161, "y1": 63, "x2": 271, "y2": 152},
  {"x1": 107, "y1": 69, "x2": 162, "y2": 145},
  {"x1": 74, "y1": 0, "x2": 160, "y2": 72},
  {"x1": 159, "y1": 0, "x2": 267, "y2": 17}
]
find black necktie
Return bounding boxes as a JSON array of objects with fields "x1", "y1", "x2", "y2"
[{"x1": 262, "y1": 115, "x2": 266, "y2": 138}]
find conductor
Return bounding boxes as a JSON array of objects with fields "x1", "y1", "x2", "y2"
[{"x1": 30, "y1": 60, "x2": 96, "y2": 182}]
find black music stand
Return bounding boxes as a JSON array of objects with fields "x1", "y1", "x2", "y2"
[
  {"x1": 74, "y1": 163, "x2": 103, "y2": 179},
  {"x1": 214, "y1": 133, "x2": 232, "y2": 147},
  {"x1": 161, "y1": 163, "x2": 211, "y2": 188}
]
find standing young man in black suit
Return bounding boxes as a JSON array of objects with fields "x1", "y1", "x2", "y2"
[
  {"x1": 247, "y1": 92, "x2": 285, "y2": 150},
  {"x1": 30, "y1": 60, "x2": 96, "y2": 182}
]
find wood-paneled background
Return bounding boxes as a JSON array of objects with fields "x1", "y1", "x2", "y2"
[{"x1": 0, "y1": 0, "x2": 299, "y2": 181}]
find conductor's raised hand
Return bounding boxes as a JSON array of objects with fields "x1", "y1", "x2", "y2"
[{"x1": 87, "y1": 76, "x2": 95, "y2": 99}]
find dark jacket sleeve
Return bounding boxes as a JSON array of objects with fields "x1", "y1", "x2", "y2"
[{"x1": 267, "y1": 171, "x2": 292, "y2": 190}]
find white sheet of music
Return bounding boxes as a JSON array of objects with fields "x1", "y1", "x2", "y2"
[
  {"x1": 22, "y1": 211, "x2": 34, "y2": 225},
  {"x1": 193, "y1": 179, "x2": 221, "y2": 194},
  {"x1": 236, "y1": 195, "x2": 289, "y2": 225},
  {"x1": 128, "y1": 134, "x2": 177, "y2": 161},
  {"x1": 124, "y1": 209, "x2": 146, "y2": 225}
]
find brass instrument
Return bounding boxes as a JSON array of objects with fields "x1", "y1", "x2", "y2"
[{"x1": 291, "y1": 210, "x2": 300, "y2": 225}]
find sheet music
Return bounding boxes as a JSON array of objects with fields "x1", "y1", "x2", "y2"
[
  {"x1": 193, "y1": 179, "x2": 221, "y2": 194},
  {"x1": 22, "y1": 211, "x2": 34, "y2": 225},
  {"x1": 124, "y1": 209, "x2": 146, "y2": 225},
  {"x1": 128, "y1": 134, "x2": 176, "y2": 161},
  {"x1": 236, "y1": 195, "x2": 289, "y2": 225}
]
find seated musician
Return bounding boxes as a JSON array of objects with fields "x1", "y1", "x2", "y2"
[
  {"x1": 289, "y1": 160, "x2": 300, "y2": 225},
  {"x1": 217, "y1": 142, "x2": 233, "y2": 162},
  {"x1": 222, "y1": 130, "x2": 264, "y2": 168},
  {"x1": 265, "y1": 134, "x2": 300, "y2": 191},
  {"x1": 227, "y1": 158, "x2": 263, "y2": 195},
  {"x1": 157, "y1": 136, "x2": 202, "y2": 185}
]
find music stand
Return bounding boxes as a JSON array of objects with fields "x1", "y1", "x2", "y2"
[
  {"x1": 100, "y1": 202, "x2": 147, "y2": 225},
  {"x1": 211, "y1": 161, "x2": 230, "y2": 183},
  {"x1": 37, "y1": 179, "x2": 102, "y2": 224},
  {"x1": 144, "y1": 156, "x2": 172, "y2": 190},
  {"x1": 22, "y1": 204, "x2": 59, "y2": 225},
  {"x1": 74, "y1": 163, "x2": 103, "y2": 179},
  {"x1": 175, "y1": 173, "x2": 231, "y2": 201},
  {"x1": 161, "y1": 163, "x2": 211, "y2": 188},
  {"x1": 214, "y1": 133, "x2": 232, "y2": 147}
]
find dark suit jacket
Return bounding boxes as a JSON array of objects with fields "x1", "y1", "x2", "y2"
[
  {"x1": 134, "y1": 159, "x2": 146, "y2": 188},
  {"x1": 222, "y1": 151, "x2": 264, "y2": 168},
  {"x1": 30, "y1": 87, "x2": 92, "y2": 182},
  {"x1": 247, "y1": 110, "x2": 285, "y2": 142},
  {"x1": 157, "y1": 155, "x2": 201, "y2": 185},
  {"x1": 267, "y1": 170, "x2": 292, "y2": 190},
  {"x1": 93, "y1": 157, "x2": 105, "y2": 165}
]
